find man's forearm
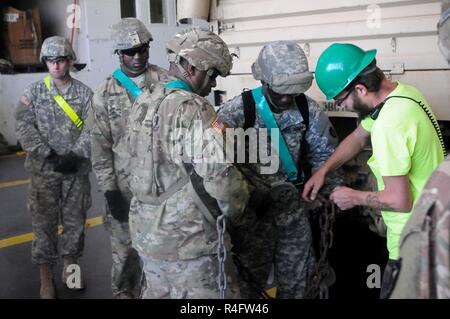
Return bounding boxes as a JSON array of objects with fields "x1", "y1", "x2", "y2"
[
  {"x1": 363, "y1": 191, "x2": 396, "y2": 211},
  {"x1": 331, "y1": 174, "x2": 413, "y2": 212},
  {"x1": 355, "y1": 190, "x2": 411, "y2": 212}
]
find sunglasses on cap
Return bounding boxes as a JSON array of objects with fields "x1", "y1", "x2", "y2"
[{"x1": 119, "y1": 44, "x2": 149, "y2": 56}]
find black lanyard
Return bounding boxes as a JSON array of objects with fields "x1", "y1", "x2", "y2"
[{"x1": 369, "y1": 96, "x2": 446, "y2": 157}]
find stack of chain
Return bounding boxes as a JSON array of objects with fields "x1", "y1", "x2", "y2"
[{"x1": 306, "y1": 197, "x2": 337, "y2": 299}]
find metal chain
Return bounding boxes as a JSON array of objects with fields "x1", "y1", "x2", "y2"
[
  {"x1": 305, "y1": 197, "x2": 337, "y2": 299},
  {"x1": 319, "y1": 199, "x2": 336, "y2": 299},
  {"x1": 216, "y1": 213, "x2": 227, "y2": 299}
]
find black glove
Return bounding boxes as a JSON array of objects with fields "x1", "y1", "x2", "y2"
[
  {"x1": 46, "y1": 149, "x2": 59, "y2": 164},
  {"x1": 46, "y1": 149, "x2": 70, "y2": 171},
  {"x1": 104, "y1": 190, "x2": 129, "y2": 222},
  {"x1": 53, "y1": 151, "x2": 81, "y2": 174}
]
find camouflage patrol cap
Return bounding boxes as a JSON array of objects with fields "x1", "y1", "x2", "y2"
[
  {"x1": 252, "y1": 41, "x2": 313, "y2": 95},
  {"x1": 438, "y1": 0, "x2": 450, "y2": 63},
  {"x1": 40, "y1": 36, "x2": 76, "y2": 61},
  {"x1": 166, "y1": 27, "x2": 233, "y2": 76},
  {"x1": 111, "y1": 18, "x2": 153, "y2": 52}
]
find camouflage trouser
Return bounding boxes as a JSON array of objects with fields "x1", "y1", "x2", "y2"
[
  {"x1": 274, "y1": 207, "x2": 316, "y2": 298},
  {"x1": 233, "y1": 205, "x2": 316, "y2": 299},
  {"x1": 103, "y1": 209, "x2": 143, "y2": 298},
  {"x1": 28, "y1": 172, "x2": 91, "y2": 265},
  {"x1": 231, "y1": 209, "x2": 276, "y2": 298},
  {"x1": 139, "y1": 254, "x2": 241, "y2": 299}
]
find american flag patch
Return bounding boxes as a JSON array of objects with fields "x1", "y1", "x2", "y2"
[{"x1": 211, "y1": 117, "x2": 226, "y2": 134}]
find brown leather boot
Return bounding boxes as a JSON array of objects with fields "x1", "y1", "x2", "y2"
[
  {"x1": 39, "y1": 264, "x2": 56, "y2": 299},
  {"x1": 62, "y1": 256, "x2": 85, "y2": 290}
]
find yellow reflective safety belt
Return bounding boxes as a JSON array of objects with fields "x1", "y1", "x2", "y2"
[{"x1": 43, "y1": 74, "x2": 83, "y2": 129}]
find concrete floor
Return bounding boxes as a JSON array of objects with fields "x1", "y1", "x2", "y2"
[
  {"x1": 0, "y1": 153, "x2": 113, "y2": 299},
  {"x1": 0, "y1": 153, "x2": 388, "y2": 300}
]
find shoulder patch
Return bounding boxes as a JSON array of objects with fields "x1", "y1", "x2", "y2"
[
  {"x1": 211, "y1": 116, "x2": 227, "y2": 134},
  {"x1": 20, "y1": 95, "x2": 31, "y2": 106}
]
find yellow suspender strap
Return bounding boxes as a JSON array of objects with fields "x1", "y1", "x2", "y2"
[{"x1": 43, "y1": 74, "x2": 83, "y2": 129}]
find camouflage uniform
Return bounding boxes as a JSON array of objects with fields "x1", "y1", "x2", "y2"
[
  {"x1": 438, "y1": 0, "x2": 450, "y2": 62},
  {"x1": 217, "y1": 41, "x2": 342, "y2": 298},
  {"x1": 15, "y1": 36, "x2": 92, "y2": 266},
  {"x1": 390, "y1": 156, "x2": 450, "y2": 298},
  {"x1": 89, "y1": 18, "x2": 170, "y2": 298},
  {"x1": 390, "y1": 2, "x2": 450, "y2": 299},
  {"x1": 126, "y1": 28, "x2": 249, "y2": 299}
]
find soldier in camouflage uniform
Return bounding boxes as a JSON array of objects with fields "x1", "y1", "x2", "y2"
[
  {"x1": 217, "y1": 41, "x2": 342, "y2": 298},
  {"x1": 126, "y1": 28, "x2": 249, "y2": 299},
  {"x1": 390, "y1": 0, "x2": 450, "y2": 298},
  {"x1": 89, "y1": 18, "x2": 170, "y2": 299},
  {"x1": 15, "y1": 36, "x2": 92, "y2": 299}
]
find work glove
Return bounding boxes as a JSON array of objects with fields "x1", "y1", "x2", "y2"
[
  {"x1": 104, "y1": 190, "x2": 129, "y2": 223},
  {"x1": 46, "y1": 149, "x2": 59, "y2": 163},
  {"x1": 46, "y1": 149, "x2": 66, "y2": 170},
  {"x1": 51, "y1": 151, "x2": 81, "y2": 174}
]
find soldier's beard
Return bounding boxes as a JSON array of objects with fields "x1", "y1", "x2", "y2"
[
  {"x1": 352, "y1": 95, "x2": 373, "y2": 120},
  {"x1": 196, "y1": 76, "x2": 213, "y2": 97},
  {"x1": 119, "y1": 56, "x2": 148, "y2": 76},
  {"x1": 121, "y1": 63, "x2": 148, "y2": 76}
]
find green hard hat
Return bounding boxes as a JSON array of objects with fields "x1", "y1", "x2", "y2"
[{"x1": 315, "y1": 43, "x2": 377, "y2": 100}]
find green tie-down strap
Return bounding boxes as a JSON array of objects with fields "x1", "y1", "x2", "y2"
[
  {"x1": 164, "y1": 79, "x2": 193, "y2": 93},
  {"x1": 251, "y1": 86, "x2": 298, "y2": 182},
  {"x1": 112, "y1": 68, "x2": 143, "y2": 97}
]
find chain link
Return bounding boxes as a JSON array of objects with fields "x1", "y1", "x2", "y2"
[
  {"x1": 216, "y1": 214, "x2": 227, "y2": 299},
  {"x1": 306, "y1": 197, "x2": 337, "y2": 299}
]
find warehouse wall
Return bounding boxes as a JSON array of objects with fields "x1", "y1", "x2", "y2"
[
  {"x1": 211, "y1": 0, "x2": 450, "y2": 120},
  {"x1": 2, "y1": 0, "x2": 449, "y2": 145},
  {"x1": 0, "y1": 0, "x2": 207, "y2": 145}
]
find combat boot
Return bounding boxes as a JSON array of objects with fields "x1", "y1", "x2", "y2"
[
  {"x1": 39, "y1": 264, "x2": 56, "y2": 299},
  {"x1": 62, "y1": 256, "x2": 85, "y2": 290},
  {"x1": 113, "y1": 291, "x2": 134, "y2": 299}
]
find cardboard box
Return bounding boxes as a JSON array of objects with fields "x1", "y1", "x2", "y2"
[{"x1": 2, "y1": 6, "x2": 42, "y2": 65}]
